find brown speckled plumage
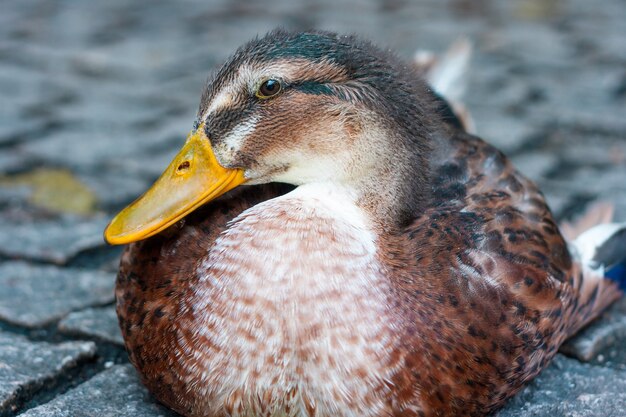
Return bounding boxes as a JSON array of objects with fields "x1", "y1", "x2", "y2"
[{"x1": 114, "y1": 30, "x2": 621, "y2": 417}]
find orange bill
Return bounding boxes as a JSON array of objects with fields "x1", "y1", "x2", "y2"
[{"x1": 104, "y1": 125, "x2": 245, "y2": 245}]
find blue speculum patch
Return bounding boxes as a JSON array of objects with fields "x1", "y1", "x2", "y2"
[{"x1": 606, "y1": 263, "x2": 626, "y2": 291}]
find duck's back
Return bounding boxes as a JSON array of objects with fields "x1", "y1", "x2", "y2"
[{"x1": 382, "y1": 130, "x2": 620, "y2": 415}]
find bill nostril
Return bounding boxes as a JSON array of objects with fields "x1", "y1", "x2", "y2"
[{"x1": 176, "y1": 160, "x2": 191, "y2": 173}]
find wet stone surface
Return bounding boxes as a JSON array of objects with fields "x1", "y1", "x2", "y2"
[
  {"x1": 560, "y1": 297, "x2": 626, "y2": 368},
  {"x1": 496, "y1": 355, "x2": 626, "y2": 417},
  {"x1": 0, "y1": 262, "x2": 114, "y2": 328},
  {"x1": 58, "y1": 306, "x2": 123, "y2": 346},
  {"x1": 0, "y1": 332, "x2": 96, "y2": 416},
  {"x1": 19, "y1": 365, "x2": 177, "y2": 417},
  {"x1": 0, "y1": 217, "x2": 110, "y2": 265},
  {"x1": 0, "y1": 0, "x2": 625, "y2": 416}
]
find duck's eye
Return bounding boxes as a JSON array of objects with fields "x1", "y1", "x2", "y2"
[{"x1": 256, "y1": 79, "x2": 282, "y2": 99}]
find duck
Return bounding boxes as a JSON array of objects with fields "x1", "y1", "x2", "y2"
[{"x1": 104, "y1": 30, "x2": 626, "y2": 417}]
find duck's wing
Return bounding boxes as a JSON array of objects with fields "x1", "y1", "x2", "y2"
[
  {"x1": 423, "y1": 130, "x2": 622, "y2": 335},
  {"x1": 392, "y1": 131, "x2": 622, "y2": 414}
]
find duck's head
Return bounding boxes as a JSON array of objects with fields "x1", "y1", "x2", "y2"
[{"x1": 105, "y1": 30, "x2": 443, "y2": 245}]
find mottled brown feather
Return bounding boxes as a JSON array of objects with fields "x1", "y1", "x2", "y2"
[{"x1": 377, "y1": 130, "x2": 621, "y2": 416}]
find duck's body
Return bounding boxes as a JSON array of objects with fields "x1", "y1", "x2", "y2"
[{"x1": 108, "y1": 30, "x2": 626, "y2": 417}]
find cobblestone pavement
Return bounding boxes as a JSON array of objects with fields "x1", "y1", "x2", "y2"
[{"x1": 1, "y1": 0, "x2": 625, "y2": 416}]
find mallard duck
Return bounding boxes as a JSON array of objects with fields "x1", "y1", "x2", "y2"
[{"x1": 104, "y1": 30, "x2": 626, "y2": 417}]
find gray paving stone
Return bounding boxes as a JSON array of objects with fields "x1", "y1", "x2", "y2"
[
  {"x1": 569, "y1": 168, "x2": 626, "y2": 197},
  {"x1": 0, "y1": 262, "x2": 114, "y2": 328},
  {"x1": 510, "y1": 152, "x2": 558, "y2": 184},
  {"x1": 497, "y1": 355, "x2": 626, "y2": 417},
  {"x1": 51, "y1": 89, "x2": 181, "y2": 128},
  {"x1": 18, "y1": 129, "x2": 171, "y2": 173},
  {"x1": 0, "y1": 216, "x2": 108, "y2": 264},
  {"x1": 0, "y1": 151, "x2": 31, "y2": 174},
  {"x1": 496, "y1": 24, "x2": 573, "y2": 68},
  {"x1": 19, "y1": 364, "x2": 178, "y2": 417},
  {"x1": 112, "y1": 146, "x2": 184, "y2": 181},
  {"x1": 471, "y1": 109, "x2": 537, "y2": 153},
  {"x1": 561, "y1": 297, "x2": 626, "y2": 363},
  {"x1": 540, "y1": 191, "x2": 573, "y2": 221},
  {"x1": 0, "y1": 186, "x2": 30, "y2": 205},
  {"x1": 611, "y1": 195, "x2": 626, "y2": 223},
  {"x1": 0, "y1": 331, "x2": 96, "y2": 415},
  {"x1": 58, "y1": 306, "x2": 123, "y2": 346},
  {"x1": 77, "y1": 172, "x2": 151, "y2": 210},
  {"x1": 506, "y1": 124, "x2": 626, "y2": 220}
]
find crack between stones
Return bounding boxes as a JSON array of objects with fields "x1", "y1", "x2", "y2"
[{"x1": 0, "y1": 315, "x2": 128, "y2": 417}]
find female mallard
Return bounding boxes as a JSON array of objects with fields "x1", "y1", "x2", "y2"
[{"x1": 104, "y1": 30, "x2": 626, "y2": 417}]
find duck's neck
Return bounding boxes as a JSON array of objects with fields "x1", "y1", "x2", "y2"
[{"x1": 345, "y1": 152, "x2": 432, "y2": 231}]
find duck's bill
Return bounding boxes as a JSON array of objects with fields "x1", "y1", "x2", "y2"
[{"x1": 104, "y1": 127, "x2": 245, "y2": 245}]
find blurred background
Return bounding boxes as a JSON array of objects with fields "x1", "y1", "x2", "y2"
[{"x1": 0, "y1": 0, "x2": 625, "y2": 416}]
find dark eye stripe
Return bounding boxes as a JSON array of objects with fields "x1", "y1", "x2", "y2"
[
  {"x1": 292, "y1": 81, "x2": 375, "y2": 106},
  {"x1": 293, "y1": 81, "x2": 334, "y2": 96}
]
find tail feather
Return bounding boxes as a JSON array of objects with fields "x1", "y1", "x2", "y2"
[
  {"x1": 561, "y1": 203, "x2": 625, "y2": 335},
  {"x1": 589, "y1": 227, "x2": 626, "y2": 272},
  {"x1": 573, "y1": 222, "x2": 626, "y2": 277},
  {"x1": 565, "y1": 262, "x2": 621, "y2": 337}
]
